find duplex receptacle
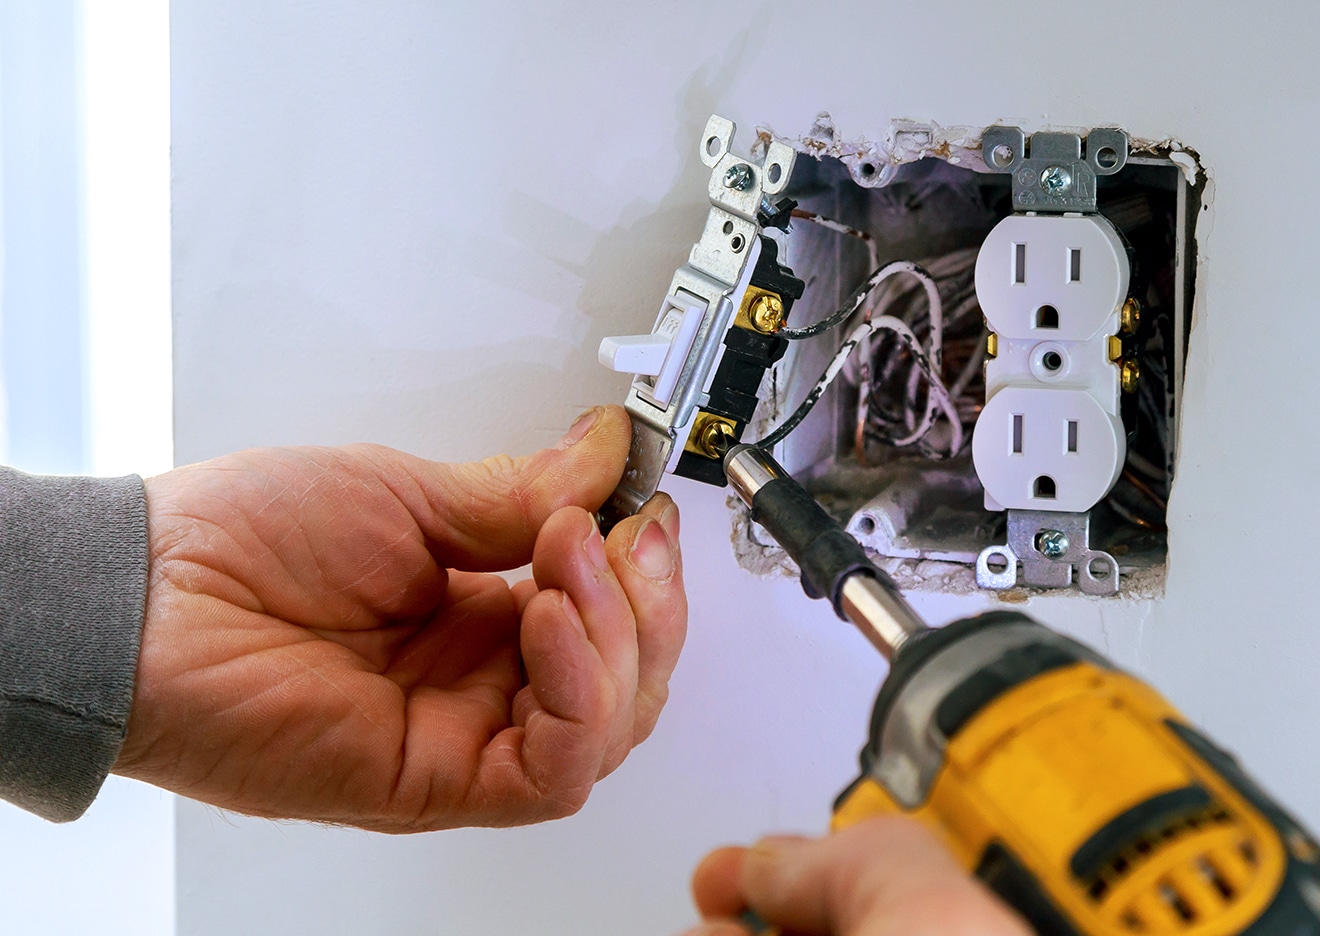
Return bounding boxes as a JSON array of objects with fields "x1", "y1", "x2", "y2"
[{"x1": 973, "y1": 211, "x2": 1128, "y2": 514}]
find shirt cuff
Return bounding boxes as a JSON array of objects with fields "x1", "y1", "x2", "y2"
[{"x1": 0, "y1": 468, "x2": 149, "y2": 821}]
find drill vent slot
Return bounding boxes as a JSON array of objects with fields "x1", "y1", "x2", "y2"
[
  {"x1": 1086, "y1": 806, "x2": 1234, "y2": 896},
  {"x1": 1082, "y1": 805, "x2": 1267, "y2": 933}
]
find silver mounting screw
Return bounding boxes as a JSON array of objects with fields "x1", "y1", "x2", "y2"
[
  {"x1": 723, "y1": 163, "x2": 754, "y2": 191},
  {"x1": 1039, "y1": 165, "x2": 1072, "y2": 195},
  {"x1": 1036, "y1": 529, "x2": 1070, "y2": 560}
]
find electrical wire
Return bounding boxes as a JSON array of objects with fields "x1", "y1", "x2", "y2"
[
  {"x1": 756, "y1": 315, "x2": 964, "y2": 454},
  {"x1": 778, "y1": 260, "x2": 940, "y2": 341},
  {"x1": 768, "y1": 212, "x2": 979, "y2": 460}
]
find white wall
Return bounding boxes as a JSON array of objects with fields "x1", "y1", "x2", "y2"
[{"x1": 170, "y1": 2, "x2": 1320, "y2": 933}]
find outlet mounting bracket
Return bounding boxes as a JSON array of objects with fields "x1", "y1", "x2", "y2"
[
  {"x1": 982, "y1": 126, "x2": 1129, "y2": 213},
  {"x1": 977, "y1": 509, "x2": 1119, "y2": 596}
]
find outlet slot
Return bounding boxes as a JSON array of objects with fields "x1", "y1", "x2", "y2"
[{"x1": 732, "y1": 125, "x2": 1202, "y2": 597}]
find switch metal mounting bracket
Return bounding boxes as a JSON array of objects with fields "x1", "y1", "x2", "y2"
[{"x1": 598, "y1": 116, "x2": 797, "y2": 529}]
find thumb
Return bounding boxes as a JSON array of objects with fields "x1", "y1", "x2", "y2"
[{"x1": 360, "y1": 405, "x2": 632, "y2": 572}]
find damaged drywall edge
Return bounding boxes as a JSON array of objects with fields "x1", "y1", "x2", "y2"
[{"x1": 756, "y1": 111, "x2": 1209, "y2": 193}]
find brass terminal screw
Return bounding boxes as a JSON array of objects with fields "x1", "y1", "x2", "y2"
[
  {"x1": 986, "y1": 332, "x2": 998, "y2": 359},
  {"x1": 1121, "y1": 297, "x2": 1141, "y2": 335},
  {"x1": 697, "y1": 419, "x2": 736, "y2": 459},
  {"x1": 749, "y1": 293, "x2": 785, "y2": 334},
  {"x1": 1120, "y1": 358, "x2": 1141, "y2": 393}
]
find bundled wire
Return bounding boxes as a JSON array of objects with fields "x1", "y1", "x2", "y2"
[
  {"x1": 758, "y1": 314, "x2": 963, "y2": 453},
  {"x1": 757, "y1": 210, "x2": 967, "y2": 458},
  {"x1": 858, "y1": 247, "x2": 986, "y2": 458},
  {"x1": 778, "y1": 259, "x2": 941, "y2": 342}
]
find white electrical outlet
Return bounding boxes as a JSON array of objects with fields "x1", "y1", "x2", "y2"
[{"x1": 972, "y1": 212, "x2": 1129, "y2": 512}]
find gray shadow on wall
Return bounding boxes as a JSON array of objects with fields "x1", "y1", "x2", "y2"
[{"x1": 488, "y1": 19, "x2": 776, "y2": 431}]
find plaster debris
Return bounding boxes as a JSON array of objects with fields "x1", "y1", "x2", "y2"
[{"x1": 761, "y1": 112, "x2": 1206, "y2": 192}]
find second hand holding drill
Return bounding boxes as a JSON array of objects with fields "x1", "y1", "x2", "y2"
[{"x1": 723, "y1": 443, "x2": 1320, "y2": 936}]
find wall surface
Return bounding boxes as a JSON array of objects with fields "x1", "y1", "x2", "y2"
[{"x1": 171, "y1": 2, "x2": 1320, "y2": 933}]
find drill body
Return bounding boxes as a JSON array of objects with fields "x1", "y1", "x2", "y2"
[
  {"x1": 834, "y1": 611, "x2": 1320, "y2": 936},
  {"x1": 723, "y1": 444, "x2": 1320, "y2": 936}
]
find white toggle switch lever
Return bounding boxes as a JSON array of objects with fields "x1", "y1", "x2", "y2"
[
  {"x1": 599, "y1": 294, "x2": 707, "y2": 409},
  {"x1": 598, "y1": 333, "x2": 671, "y2": 377}
]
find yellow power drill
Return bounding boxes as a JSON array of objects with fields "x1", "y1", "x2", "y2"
[{"x1": 723, "y1": 443, "x2": 1320, "y2": 936}]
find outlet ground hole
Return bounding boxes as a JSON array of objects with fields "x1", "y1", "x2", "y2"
[
  {"x1": 1035, "y1": 305, "x2": 1059, "y2": 329},
  {"x1": 1033, "y1": 475, "x2": 1057, "y2": 499}
]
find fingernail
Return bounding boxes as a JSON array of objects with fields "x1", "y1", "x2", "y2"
[
  {"x1": 558, "y1": 407, "x2": 601, "y2": 449},
  {"x1": 629, "y1": 518, "x2": 675, "y2": 580},
  {"x1": 583, "y1": 515, "x2": 608, "y2": 569},
  {"x1": 659, "y1": 497, "x2": 681, "y2": 542}
]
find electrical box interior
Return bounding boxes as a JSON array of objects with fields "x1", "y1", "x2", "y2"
[{"x1": 737, "y1": 132, "x2": 1203, "y2": 598}]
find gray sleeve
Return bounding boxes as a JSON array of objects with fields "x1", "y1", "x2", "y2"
[{"x1": 0, "y1": 467, "x2": 149, "y2": 822}]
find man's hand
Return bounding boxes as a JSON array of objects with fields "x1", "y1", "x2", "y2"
[
  {"x1": 685, "y1": 818, "x2": 1032, "y2": 936},
  {"x1": 113, "y1": 405, "x2": 687, "y2": 833}
]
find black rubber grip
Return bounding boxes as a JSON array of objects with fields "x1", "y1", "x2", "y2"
[{"x1": 750, "y1": 475, "x2": 876, "y2": 613}]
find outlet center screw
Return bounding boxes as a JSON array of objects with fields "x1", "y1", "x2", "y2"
[
  {"x1": 1036, "y1": 529, "x2": 1070, "y2": 560},
  {"x1": 1039, "y1": 165, "x2": 1072, "y2": 195},
  {"x1": 723, "y1": 164, "x2": 754, "y2": 191}
]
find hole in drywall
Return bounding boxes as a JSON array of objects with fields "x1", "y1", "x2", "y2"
[
  {"x1": 1035, "y1": 305, "x2": 1059, "y2": 329},
  {"x1": 1033, "y1": 475, "x2": 1057, "y2": 499},
  {"x1": 731, "y1": 123, "x2": 1202, "y2": 598}
]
